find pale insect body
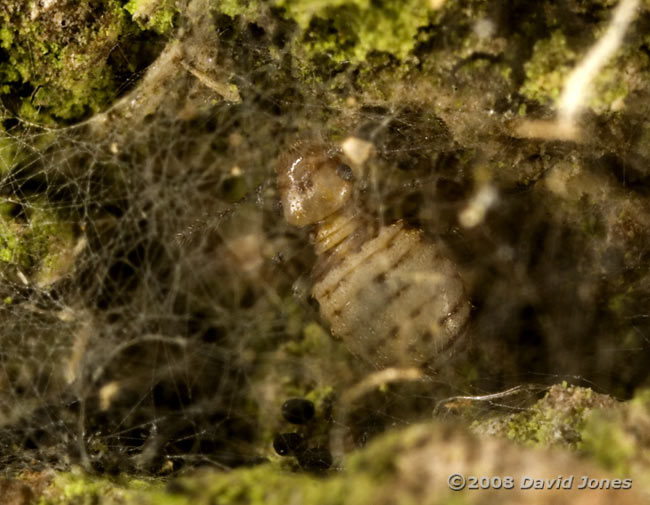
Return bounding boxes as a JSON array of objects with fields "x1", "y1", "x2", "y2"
[{"x1": 277, "y1": 141, "x2": 470, "y2": 369}]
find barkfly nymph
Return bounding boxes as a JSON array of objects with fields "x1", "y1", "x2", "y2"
[{"x1": 277, "y1": 140, "x2": 470, "y2": 369}]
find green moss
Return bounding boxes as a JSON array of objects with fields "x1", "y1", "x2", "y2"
[
  {"x1": 591, "y1": 64, "x2": 628, "y2": 112},
  {"x1": 346, "y1": 423, "x2": 413, "y2": 477},
  {"x1": 579, "y1": 409, "x2": 635, "y2": 476},
  {"x1": 0, "y1": 132, "x2": 19, "y2": 175},
  {"x1": 0, "y1": 0, "x2": 164, "y2": 124},
  {"x1": 41, "y1": 465, "x2": 361, "y2": 505},
  {"x1": 280, "y1": 0, "x2": 432, "y2": 63},
  {"x1": 125, "y1": 0, "x2": 179, "y2": 34},
  {"x1": 217, "y1": 0, "x2": 262, "y2": 18},
  {"x1": 36, "y1": 436, "x2": 396, "y2": 505},
  {"x1": 216, "y1": 0, "x2": 434, "y2": 64},
  {"x1": 631, "y1": 389, "x2": 650, "y2": 410},
  {"x1": 579, "y1": 388, "x2": 650, "y2": 485},
  {"x1": 0, "y1": 198, "x2": 77, "y2": 287},
  {"x1": 520, "y1": 31, "x2": 576, "y2": 105},
  {"x1": 0, "y1": 201, "x2": 30, "y2": 266},
  {"x1": 471, "y1": 386, "x2": 650, "y2": 488},
  {"x1": 520, "y1": 26, "x2": 640, "y2": 113},
  {"x1": 282, "y1": 322, "x2": 351, "y2": 367},
  {"x1": 32, "y1": 405, "x2": 650, "y2": 504},
  {"x1": 28, "y1": 202, "x2": 79, "y2": 287},
  {"x1": 305, "y1": 384, "x2": 335, "y2": 408},
  {"x1": 288, "y1": 322, "x2": 331, "y2": 355},
  {"x1": 40, "y1": 472, "x2": 170, "y2": 505}
]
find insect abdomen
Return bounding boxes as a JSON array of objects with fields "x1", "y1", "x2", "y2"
[
  {"x1": 276, "y1": 141, "x2": 470, "y2": 368},
  {"x1": 312, "y1": 220, "x2": 469, "y2": 368}
]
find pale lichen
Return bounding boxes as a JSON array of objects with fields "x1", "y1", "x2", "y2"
[{"x1": 472, "y1": 383, "x2": 619, "y2": 450}]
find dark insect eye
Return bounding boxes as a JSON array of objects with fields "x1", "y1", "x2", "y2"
[
  {"x1": 272, "y1": 433, "x2": 305, "y2": 456},
  {"x1": 335, "y1": 163, "x2": 354, "y2": 181},
  {"x1": 281, "y1": 398, "x2": 315, "y2": 424},
  {"x1": 297, "y1": 447, "x2": 333, "y2": 472}
]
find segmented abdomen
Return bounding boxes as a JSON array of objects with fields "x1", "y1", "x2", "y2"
[{"x1": 312, "y1": 221, "x2": 470, "y2": 368}]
